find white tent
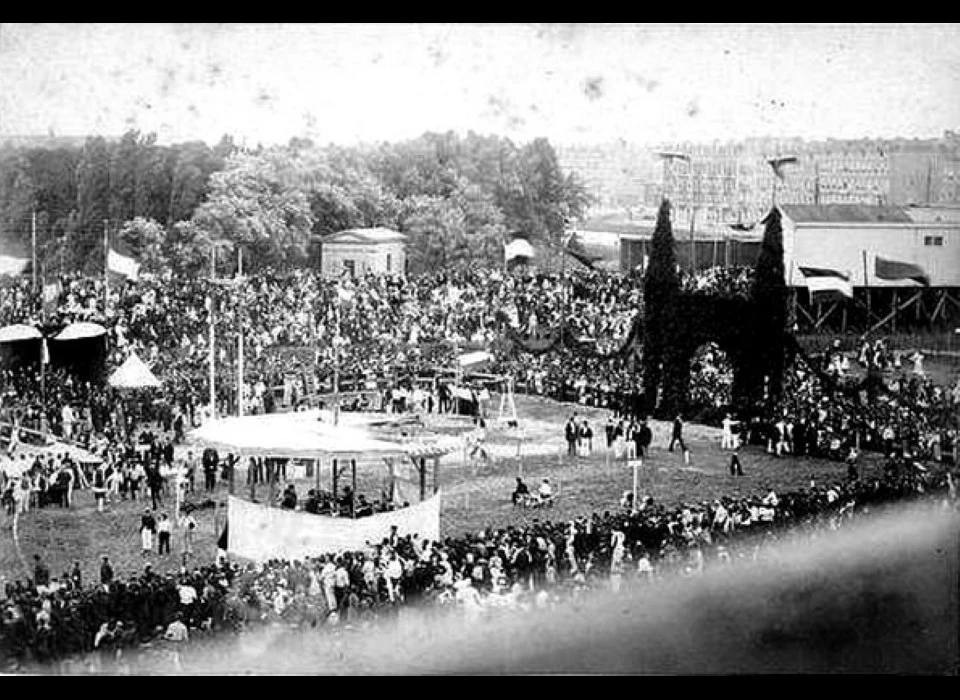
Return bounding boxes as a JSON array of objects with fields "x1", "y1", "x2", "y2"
[
  {"x1": 55, "y1": 322, "x2": 107, "y2": 341},
  {"x1": 0, "y1": 324, "x2": 42, "y2": 343},
  {"x1": 108, "y1": 352, "x2": 162, "y2": 389}
]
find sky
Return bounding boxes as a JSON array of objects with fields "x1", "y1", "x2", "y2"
[{"x1": 2, "y1": 23, "x2": 959, "y2": 148}]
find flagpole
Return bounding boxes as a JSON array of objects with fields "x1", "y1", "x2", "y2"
[
  {"x1": 237, "y1": 247, "x2": 244, "y2": 418},
  {"x1": 31, "y1": 210, "x2": 37, "y2": 296},
  {"x1": 209, "y1": 245, "x2": 217, "y2": 423}
]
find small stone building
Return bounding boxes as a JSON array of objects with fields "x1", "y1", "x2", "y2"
[{"x1": 316, "y1": 228, "x2": 407, "y2": 279}]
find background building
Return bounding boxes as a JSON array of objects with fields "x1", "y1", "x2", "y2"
[{"x1": 316, "y1": 228, "x2": 407, "y2": 279}]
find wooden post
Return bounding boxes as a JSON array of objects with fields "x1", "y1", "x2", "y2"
[
  {"x1": 315, "y1": 457, "x2": 321, "y2": 494},
  {"x1": 351, "y1": 459, "x2": 357, "y2": 519},
  {"x1": 419, "y1": 457, "x2": 427, "y2": 502},
  {"x1": 433, "y1": 457, "x2": 439, "y2": 495},
  {"x1": 332, "y1": 458, "x2": 338, "y2": 512},
  {"x1": 892, "y1": 289, "x2": 898, "y2": 333}
]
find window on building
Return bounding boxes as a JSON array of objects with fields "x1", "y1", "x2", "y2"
[
  {"x1": 343, "y1": 259, "x2": 356, "y2": 276},
  {"x1": 923, "y1": 235, "x2": 944, "y2": 246}
]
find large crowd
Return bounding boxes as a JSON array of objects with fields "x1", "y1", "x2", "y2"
[
  {"x1": 1, "y1": 264, "x2": 959, "y2": 672},
  {"x1": 1, "y1": 449, "x2": 955, "y2": 672}
]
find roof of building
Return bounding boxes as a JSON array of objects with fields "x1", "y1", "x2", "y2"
[
  {"x1": 902, "y1": 204, "x2": 960, "y2": 225},
  {"x1": 317, "y1": 228, "x2": 407, "y2": 244},
  {"x1": 779, "y1": 204, "x2": 913, "y2": 224}
]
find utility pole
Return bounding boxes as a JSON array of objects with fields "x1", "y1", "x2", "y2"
[
  {"x1": 103, "y1": 220, "x2": 109, "y2": 315},
  {"x1": 31, "y1": 210, "x2": 37, "y2": 295},
  {"x1": 208, "y1": 246, "x2": 217, "y2": 423},
  {"x1": 333, "y1": 295, "x2": 340, "y2": 426},
  {"x1": 689, "y1": 164, "x2": 698, "y2": 272}
]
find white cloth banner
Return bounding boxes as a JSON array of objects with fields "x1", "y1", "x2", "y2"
[{"x1": 227, "y1": 492, "x2": 441, "y2": 561}]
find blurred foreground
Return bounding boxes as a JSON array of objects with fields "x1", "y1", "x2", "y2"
[{"x1": 107, "y1": 500, "x2": 958, "y2": 675}]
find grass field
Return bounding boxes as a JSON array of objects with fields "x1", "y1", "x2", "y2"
[{"x1": 0, "y1": 394, "x2": 899, "y2": 590}]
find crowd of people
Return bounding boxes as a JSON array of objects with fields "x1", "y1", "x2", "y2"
[
  {"x1": 2, "y1": 447, "x2": 955, "y2": 672},
  {"x1": 1, "y1": 263, "x2": 959, "y2": 671}
]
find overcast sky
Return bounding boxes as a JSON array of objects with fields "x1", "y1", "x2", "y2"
[{"x1": 2, "y1": 23, "x2": 959, "y2": 148}]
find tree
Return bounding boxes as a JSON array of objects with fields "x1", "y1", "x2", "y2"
[
  {"x1": 749, "y1": 206, "x2": 788, "y2": 412},
  {"x1": 642, "y1": 199, "x2": 681, "y2": 415},
  {"x1": 163, "y1": 220, "x2": 234, "y2": 277},
  {"x1": 190, "y1": 151, "x2": 314, "y2": 271},
  {"x1": 109, "y1": 130, "x2": 140, "y2": 224},
  {"x1": 75, "y1": 137, "x2": 112, "y2": 274},
  {"x1": 119, "y1": 217, "x2": 166, "y2": 273},
  {"x1": 398, "y1": 195, "x2": 468, "y2": 274}
]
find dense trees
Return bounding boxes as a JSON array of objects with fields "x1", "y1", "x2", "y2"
[{"x1": 0, "y1": 129, "x2": 590, "y2": 276}]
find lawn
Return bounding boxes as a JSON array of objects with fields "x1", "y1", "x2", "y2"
[{"x1": 0, "y1": 394, "x2": 894, "y2": 589}]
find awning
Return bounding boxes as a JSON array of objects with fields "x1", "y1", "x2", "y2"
[
  {"x1": 55, "y1": 322, "x2": 107, "y2": 341},
  {"x1": 0, "y1": 324, "x2": 42, "y2": 343}
]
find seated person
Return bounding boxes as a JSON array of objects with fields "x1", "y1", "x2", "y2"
[
  {"x1": 303, "y1": 489, "x2": 321, "y2": 514},
  {"x1": 355, "y1": 494, "x2": 374, "y2": 517},
  {"x1": 512, "y1": 476, "x2": 530, "y2": 506},
  {"x1": 280, "y1": 483, "x2": 298, "y2": 510},
  {"x1": 537, "y1": 478, "x2": 554, "y2": 506}
]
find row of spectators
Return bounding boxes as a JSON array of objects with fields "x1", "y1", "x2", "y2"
[{"x1": 2, "y1": 451, "x2": 955, "y2": 672}]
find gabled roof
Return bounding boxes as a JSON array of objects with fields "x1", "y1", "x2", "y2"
[
  {"x1": 779, "y1": 204, "x2": 912, "y2": 224},
  {"x1": 319, "y1": 228, "x2": 407, "y2": 244}
]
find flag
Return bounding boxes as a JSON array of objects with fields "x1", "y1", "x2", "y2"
[
  {"x1": 0, "y1": 254, "x2": 29, "y2": 277},
  {"x1": 505, "y1": 238, "x2": 535, "y2": 262},
  {"x1": 107, "y1": 248, "x2": 140, "y2": 279},
  {"x1": 768, "y1": 156, "x2": 798, "y2": 181},
  {"x1": 874, "y1": 256, "x2": 930, "y2": 286},
  {"x1": 563, "y1": 246, "x2": 600, "y2": 270},
  {"x1": 798, "y1": 266, "x2": 854, "y2": 300}
]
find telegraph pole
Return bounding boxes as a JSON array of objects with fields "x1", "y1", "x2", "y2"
[
  {"x1": 103, "y1": 220, "x2": 109, "y2": 314},
  {"x1": 208, "y1": 246, "x2": 217, "y2": 422},
  {"x1": 237, "y1": 247, "x2": 244, "y2": 418}
]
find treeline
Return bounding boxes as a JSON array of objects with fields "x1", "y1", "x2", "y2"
[{"x1": 0, "y1": 130, "x2": 592, "y2": 277}]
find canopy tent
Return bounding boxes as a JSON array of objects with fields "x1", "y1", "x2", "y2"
[
  {"x1": 189, "y1": 409, "x2": 413, "y2": 459},
  {"x1": 54, "y1": 322, "x2": 107, "y2": 341},
  {"x1": 108, "y1": 352, "x2": 161, "y2": 389},
  {"x1": 0, "y1": 324, "x2": 42, "y2": 343}
]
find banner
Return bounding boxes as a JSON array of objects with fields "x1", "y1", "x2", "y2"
[
  {"x1": 0, "y1": 255, "x2": 29, "y2": 277},
  {"x1": 107, "y1": 248, "x2": 140, "y2": 280},
  {"x1": 227, "y1": 492, "x2": 441, "y2": 561}
]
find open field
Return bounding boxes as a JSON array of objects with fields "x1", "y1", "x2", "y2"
[{"x1": 0, "y1": 394, "x2": 900, "y2": 589}]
